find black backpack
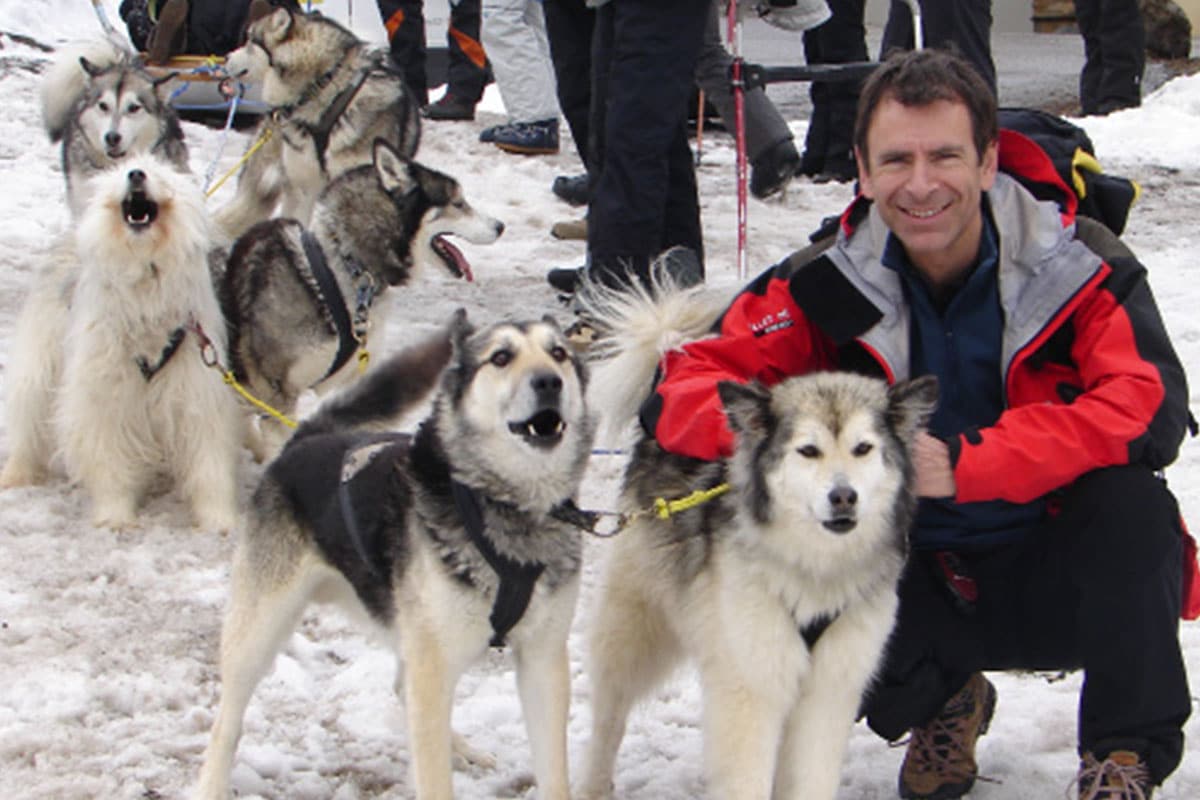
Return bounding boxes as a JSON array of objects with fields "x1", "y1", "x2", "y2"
[{"x1": 997, "y1": 107, "x2": 1138, "y2": 236}]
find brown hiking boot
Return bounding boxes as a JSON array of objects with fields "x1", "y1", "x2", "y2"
[
  {"x1": 1077, "y1": 751, "x2": 1155, "y2": 799},
  {"x1": 898, "y1": 673, "x2": 997, "y2": 799}
]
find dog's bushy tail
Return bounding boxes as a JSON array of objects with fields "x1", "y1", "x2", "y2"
[
  {"x1": 290, "y1": 326, "x2": 454, "y2": 443},
  {"x1": 41, "y1": 40, "x2": 127, "y2": 142},
  {"x1": 577, "y1": 254, "x2": 731, "y2": 445}
]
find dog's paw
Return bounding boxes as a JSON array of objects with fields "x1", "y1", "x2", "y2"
[
  {"x1": 194, "y1": 507, "x2": 239, "y2": 536},
  {"x1": 452, "y1": 731, "x2": 498, "y2": 770},
  {"x1": 0, "y1": 459, "x2": 45, "y2": 489},
  {"x1": 90, "y1": 500, "x2": 138, "y2": 531}
]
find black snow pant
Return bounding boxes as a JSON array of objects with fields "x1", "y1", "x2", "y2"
[
  {"x1": 881, "y1": 0, "x2": 995, "y2": 95},
  {"x1": 1074, "y1": 0, "x2": 1145, "y2": 115},
  {"x1": 863, "y1": 466, "x2": 1191, "y2": 785},
  {"x1": 378, "y1": 0, "x2": 489, "y2": 107},
  {"x1": 544, "y1": 0, "x2": 595, "y2": 169},
  {"x1": 800, "y1": 0, "x2": 867, "y2": 177},
  {"x1": 586, "y1": 0, "x2": 707, "y2": 287}
]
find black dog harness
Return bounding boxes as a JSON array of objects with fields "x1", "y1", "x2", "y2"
[
  {"x1": 336, "y1": 430, "x2": 549, "y2": 648},
  {"x1": 134, "y1": 325, "x2": 187, "y2": 381},
  {"x1": 300, "y1": 231, "x2": 377, "y2": 381}
]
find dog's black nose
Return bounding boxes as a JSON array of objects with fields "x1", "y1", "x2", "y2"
[
  {"x1": 532, "y1": 371, "x2": 562, "y2": 400},
  {"x1": 105, "y1": 131, "x2": 122, "y2": 148},
  {"x1": 127, "y1": 169, "x2": 146, "y2": 187},
  {"x1": 828, "y1": 485, "x2": 858, "y2": 513}
]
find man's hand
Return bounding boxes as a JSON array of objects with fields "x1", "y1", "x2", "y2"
[{"x1": 912, "y1": 432, "x2": 956, "y2": 498}]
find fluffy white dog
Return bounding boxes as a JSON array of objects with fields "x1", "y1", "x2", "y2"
[{"x1": 1, "y1": 158, "x2": 240, "y2": 532}]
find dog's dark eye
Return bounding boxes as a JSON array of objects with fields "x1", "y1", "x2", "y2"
[
  {"x1": 549, "y1": 346, "x2": 568, "y2": 363},
  {"x1": 452, "y1": 199, "x2": 468, "y2": 211},
  {"x1": 798, "y1": 444, "x2": 821, "y2": 458},
  {"x1": 126, "y1": 103, "x2": 141, "y2": 114},
  {"x1": 853, "y1": 442, "x2": 874, "y2": 457},
  {"x1": 490, "y1": 350, "x2": 512, "y2": 367},
  {"x1": 98, "y1": 101, "x2": 110, "y2": 112}
]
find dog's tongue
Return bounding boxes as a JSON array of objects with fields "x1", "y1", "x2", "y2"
[{"x1": 432, "y1": 235, "x2": 474, "y2": 282}]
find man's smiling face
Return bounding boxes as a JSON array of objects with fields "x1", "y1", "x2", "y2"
[{"x1": 856, "y1": 96, "x2": 998, "y2": 289}]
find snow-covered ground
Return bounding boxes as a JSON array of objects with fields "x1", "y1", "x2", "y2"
[{"x1": 0, "y1": 3, "x2": 1197, "y2": 798}]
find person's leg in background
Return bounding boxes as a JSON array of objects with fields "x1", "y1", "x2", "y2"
[
  {"x1": 586, "y1": 0, "x2": 708, "y2": 289},
  {"x1": 425, "y1": 0, "x2": 491, "y2": 120},
  {"x1": 378, "y1": 0, "x2": 429, "y2": 106},
  {"x1": 881, "y1": 0, "x2": 995, "y2": 95},
  {"x1": 1074, "y1": 0, "x2": 1145, "y2": 116},
  {"x1": 800, "y1": 0, "x2": 867, "y2": 183},
  {"x1": 481, "y1": 0, "x2": 562, "y2": 154}
]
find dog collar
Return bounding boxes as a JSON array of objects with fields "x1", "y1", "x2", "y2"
[{"x1": 300, "y1": 230, "x2": 360, "y2": 381}]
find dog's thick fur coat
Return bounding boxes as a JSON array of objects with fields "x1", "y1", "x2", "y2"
[
  {"x1": 42, "y1": 39, "x2": 189, "y2": 218},
  {"x1": 575, "y1": 273, "x2": 937, "y2": 800},
  {"x1": 215, "y1": 5, "x2": 422, "y2": 238},
  {"x1": 195, "y1": 312, "x2": 594, "y2": 800},
  {"x1": 1, "y1": 158, "x2": 238, "y2": 532},
  {"x1": 220, "y1": 139, "x2": 504, "y2": 460}
]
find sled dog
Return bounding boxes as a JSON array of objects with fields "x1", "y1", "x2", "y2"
[
  {"x1": 0, "y1": 158, "x2": 239, "y2": 532},
  {"x1": 220, "y1": 138, "x2": 504, "y2": 460},
  {"x1": 42, "y1": 39, "x2": 189, "y2": 219},
  {"x1": 194, "y1": 311, "x2": 594, "y2": 800},
  {"x1": 215, "y1": 4, "x2": 422, "y2": 238},
  {"x1": 574, "y1": 273, "x2": 937, "y2": 800}
]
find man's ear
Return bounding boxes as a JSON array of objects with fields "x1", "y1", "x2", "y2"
[
  {"x1": 979, "y1": 138, "x2": 1000, "y2": 191},
  {"x1": 854, "y1": 146, "x2": 874, "y2": 199}
]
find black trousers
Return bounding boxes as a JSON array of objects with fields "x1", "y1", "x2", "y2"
[
  {"x1": 800, "y1": 0, "x2": 867, "y2": 174},
  {"x1": 881, "y1": 0, "x2": 995, "y2": 95},
  {"x1": 863, "y1": 466, "x2": 1190, "y2": 785},
  {"x1": 1074, "y1": 0, "x2": 1145, "y2": 115},
  {"x1": 586, "y1": 0, "x2": 707, "y2": 285},
  {"x1": 544, "y1": 0, "x2": 595, "y2": 169},
  {"x1": 377, "y1": 0, "x2": 489, "y2": 107}
]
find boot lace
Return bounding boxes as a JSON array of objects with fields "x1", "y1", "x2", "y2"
[{"x1": 1075, "y1": 752, "x2": 1152, "y2": 800}]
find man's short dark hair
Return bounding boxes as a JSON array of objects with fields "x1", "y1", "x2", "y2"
[{"x1": 853, "y1": 49, "x2": 998, "y2": 166}]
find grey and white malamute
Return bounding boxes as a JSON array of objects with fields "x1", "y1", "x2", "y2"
[
  {"x1": 221, "y1": 138, "x2": 504, "y2": 459},
  {"x1": 42, "y1": 40, "x2": 189, "y2": 218},
  {"x1": 575, "y1": 273, "x2": 937, "y2": 800},
  {"x1": 215, "y1": 4, "x2": 422, "y2": 238},
  {"x1": 195, "y1": 311, "x2": 594, "y2": 800}
]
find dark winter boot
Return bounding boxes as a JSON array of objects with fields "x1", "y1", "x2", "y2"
[
  {"x1": 899, "y1": 673, "x2": 997, "y2": 799},
  {"x1": 1077, "y1": 750, "x2": 1155, "y2": 799}
]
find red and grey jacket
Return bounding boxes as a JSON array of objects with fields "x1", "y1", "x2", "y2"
[{"x1": 642, "y1": 134, "x2": 1200, "y2": 617}]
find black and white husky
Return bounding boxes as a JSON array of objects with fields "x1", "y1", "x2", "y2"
[
  {"x1": 0, "y1": 158, "x2": 238, "y2": 532},
  {"x1": 195, "y1": 311, "x2": 594, "y2": 800},
  {"x1": 575, "y1": 273, "x2": 937, "y2": 800},
  {"x1": 220, "y1": 138, "x2": 504, "y2": 460},
  {"x1": 42, "y1": 40, "x2": 189, "y2": 218}
]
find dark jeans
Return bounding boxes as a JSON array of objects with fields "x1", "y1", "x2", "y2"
[
  {"x1": 881, "y1": 0, "x2": 995, "y2": 95},
  {"x1": 377, "y1": 0, "x2": 489, "y2": 107},
  {"x1": 1074, "y1": 0, "x2": 1145, "y2": 115},
  {"x1": 544, "y1": 0, "x2": 595, "y2": 169},
  {"x1": 863, "y1": 466, "x2": 1190, "y2": 784},
  {"x1": 586, "y1": 0, "x2": 707, "y2": 286}
]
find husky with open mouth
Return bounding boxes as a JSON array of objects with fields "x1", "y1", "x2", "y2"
[
  {"x1": 195, "y1": 310, "x2": 593, "y2": 800},
  {"x1": 220, "y1": 138, "x2": 504, "y2": 460},
  {"x1": 0, "y1": 158, "x2": 238, "y2": 532}
]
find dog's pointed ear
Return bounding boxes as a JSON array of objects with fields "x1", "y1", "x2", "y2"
[
  {"x1": 79, "y1": 57, "x2": 108, "y2": 79},
  {"x1": 448, "y1": 307, "x2": 473, "y2": 353},
  {"x1": 373, "y1": 138, "x2": 417, "y2": 194},
  {"x1": 151, "y1": 70, "x2": 181, "y2": 92},
  {"x1": 717, "y1": 380, "x2": 773, "y2": 440},
  {"x1": 886, "y1": 375, "x2": 939, "y2": 443}
]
